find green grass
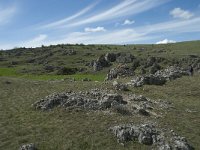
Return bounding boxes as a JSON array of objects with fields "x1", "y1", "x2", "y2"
[
  {"x1": 0, "y1": 68, "x2": 106, "y2": 81},
  {"x1": 0, "y1": 68, "x2": 18, "y2": 76}
]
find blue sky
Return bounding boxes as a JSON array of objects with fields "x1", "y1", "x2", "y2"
[{"x1": 0, "y1": 0, "x2": 200, "y2": 49}]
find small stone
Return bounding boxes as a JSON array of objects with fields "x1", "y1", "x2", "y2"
[{"x1": 19, "y1": 143, "x2": 37, "y2": 150}]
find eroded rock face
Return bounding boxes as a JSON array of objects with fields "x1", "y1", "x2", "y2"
[
  {"x1": 109, "y1": 124, "x2": 194, "y2": 150},
  {"x1": 19, "y1": 143, "x2": 37, "y2": 150},
  {"x1": 128, "y1": 66, "x2": 189, "y2": 87}
]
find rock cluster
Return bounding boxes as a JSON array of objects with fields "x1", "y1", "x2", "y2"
[
  {"x1": 32, "y1": 89, "x2": 127, "y2": 111},
  {"x1": 93, "y1": 53, "x2": 134, "y2": 71},
  {"x1": 128, "y1": 66, "x2": 189, "y2": 87},
  {"x1": 109, "y1": 123, "x2": 194, "y2": 150},
  {"x1": 19, "y1": 143, "x2": 37, "y2": 150}
]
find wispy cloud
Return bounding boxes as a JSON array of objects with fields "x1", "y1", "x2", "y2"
[
  {"x1": 61, "y1": 0, "x2": 169, "y2": 27},
  {"x1": 123, "y1": 19, "x2": 135, "y2": 25},
  {"x1": 40, "y1": 2, "x2": 98, "y2": 29},
  {"x1": 84, "y1": 27, "x2": 106, "y2": 32},
  {"x1": 170, "y1": 8, "x2": 194, "y2": 19},
  {"x1": 156, "y1": 39, "x2": 176, "y2": 44},
  {"x1": 0, "y1": 5, "x2": 16, "y2": 25}
]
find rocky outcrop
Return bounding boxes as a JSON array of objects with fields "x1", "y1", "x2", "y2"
[
  {"x1": 105, "y1": 64, "x2": 134, "y2": 80},
  {"x1": 128, "y1": 66, "x2": 189, "y2": 87},
  {"x1": 109, "y1": 123, "x2": 194, "y2": 150}
]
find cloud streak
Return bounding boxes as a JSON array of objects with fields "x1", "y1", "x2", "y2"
[
  {"x1": 0, "y1": 5, "x2": 16, "y2": 25},
  {"x1": 40, "y1": 2, "x2": 98, "y2": 29}
]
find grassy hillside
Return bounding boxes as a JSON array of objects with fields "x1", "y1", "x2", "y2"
[
  {"x1": 0, "y1": 40, "x2": 200, "y2": 149},
  {"x1": 0, "y1": 40, "x2": 200, "y2": 81}
]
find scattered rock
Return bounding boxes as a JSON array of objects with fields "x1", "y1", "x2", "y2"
[{"x1": 19, "y1": 143, "x2": 37, "y2": 150}]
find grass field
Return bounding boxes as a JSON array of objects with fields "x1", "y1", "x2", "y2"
[{"x1": 0, "y1": 73, "x2": 200, "y2": 150}]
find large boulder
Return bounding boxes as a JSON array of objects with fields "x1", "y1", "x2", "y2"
[
  {"x1": 93, "y1": 55, "x2": 110, "y2": 71},
  {"x1": 105, "y1": 53, "x2": 116, "y2": 62}
]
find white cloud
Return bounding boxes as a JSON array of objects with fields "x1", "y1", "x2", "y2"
[
  {"x1": 40, "y1": 2, "x2": 97, "y2": 29},
  {"x1": 156, "y1": 39, "x2": 176, "y2": 44},
  {"x1": 123, "y1": 19, "x2": 135, "y2": 25},
  {"x1": 0, "y1": 6, "x2": 16, "y2": 25},
  {"x1": 170, "y1": 8, "x2": 194, "y2": 19},
  {"x1": 84, "y1": 27, "x2": 106, "y2": 32}
]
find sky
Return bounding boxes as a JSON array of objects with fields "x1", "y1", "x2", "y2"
[{"x1": 0, "y1": 0, "x2": 200, "y2": 50}]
